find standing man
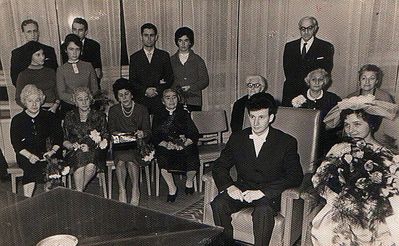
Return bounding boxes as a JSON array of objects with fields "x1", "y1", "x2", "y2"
[
  {"x1": 61, "y1": 17, "x2": 103, "y2": 89},
  {"x1": 10, "y1": 19, "x2": 58, "y2": 86},
  {"x1": 129, "y1": 23, "x2": 173, "y2": 114},
  {"x1": 211, "y1": 93, "x2": 303, "y2": 246},
  {"x1": 282, "y1": 16, "x2": 334, "y2": 106}
]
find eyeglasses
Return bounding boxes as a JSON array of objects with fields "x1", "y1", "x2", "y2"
[
  {"x1": 246, "y1": 83, "x2": 262, "y2": 88},
  {"x1": 299, "y1": 25, "x2": 315, "y2": 32}
]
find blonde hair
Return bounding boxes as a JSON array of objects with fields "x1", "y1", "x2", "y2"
[
  {"x1": 304, "y1": 68, "x2": 329, "y2": 87},
  {"x1": 72, "y1": 87, "x2": 93, "y2": 103},
  {"x1": 20, "y1": 84, "x2": 45, "y2": 107}
]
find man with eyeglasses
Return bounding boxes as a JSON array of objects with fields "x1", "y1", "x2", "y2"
[
  {"x1": 10, "y1": 19, "x2": 58, "y2": 86},
  {"x1": 230, "y1": 75, "x2": 267, "y2": 133},
  {"x1": 282, "y1": 16, "x2": 334, "y2": 106}
]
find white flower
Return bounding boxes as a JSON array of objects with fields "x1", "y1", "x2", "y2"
[
  {"x1": 370, "y1": 171, "x2": 383, "y2": 184},
  {"x1": 355, "y1": 177, "x2": 367, "y2": 189},
  {"x1": 343, "y1": 154, "x2": 353, "y2": 164},
  {"x1": 89, "y1": 130, "x2": 102, "y2": 144},
  {"x1": 61, "y1": 166, "x2": 70, "y2": 176},
  {"x1": 291, "y1": 95, "x2": 307, "y2": 108},
  {"x1": 327, "y1": 143, "x2": 351, "y2": 158},
  {"x1": 364, "y1": 160, "x2": 375, "y2": 171},
  {"x1": 393, "y1": 155, "x2": 399, "y2": 164}
]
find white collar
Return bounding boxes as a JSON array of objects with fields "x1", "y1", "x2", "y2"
[
  {"x1": 307, "y1": 89, "x2": 323, "y2": 101},
  {"x1": 166, "y1": 108, "x2": 176, "y2": 115},
  {"x1": 249, "y1": 128, "x2": 269, "y2": 142},
  {"x1": 143, "y1": 47, "x2": 155, "y2": 56},
  {"x1": 68, "y1": 59, "x2": 79, "y2": 64},
  {"x1": 300, "y1": 36, "x2": 314, "y2": 51}
]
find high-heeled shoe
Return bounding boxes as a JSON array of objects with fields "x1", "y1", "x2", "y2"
[
  {"x1": 167, "y1": 188, "x2": 178, "y2": 202},
  {"x1": 185, "y1": 186, "x2": 194, "y2": 195}
]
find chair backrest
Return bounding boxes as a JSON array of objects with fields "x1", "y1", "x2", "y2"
[
  {"x1": 272, "y1": 107, "x2": 321, "y2": 174},
  {"x1": 191, "y1": 110, "x2": 228, "y2": 143},
  {"x1": 375, "y1": 117, "x2": 399, "y2": 149}
]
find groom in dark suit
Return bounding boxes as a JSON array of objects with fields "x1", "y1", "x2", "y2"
[
  {"x1": 211, "y1": 93, "x2": 303, "y2": 246},
  {"x1": 282, "y1": 16, "x2": 334, "y2": 106},
  {"x1": 129, "y1": 23, "x2": 174, "y2": 114}
]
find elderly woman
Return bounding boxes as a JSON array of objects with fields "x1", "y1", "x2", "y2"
[
  {"x1": 347, "y1": 64, "x2": 394, "y2": 103},
  {"x1": 291, "y1": 68, "x2": 341, "y2": 156},
  {"x1": 312, "y1": 96, "x2": 399, "y2": 245},
  {"x1": 171, "y1": 27, "x2": 209, "y2": 112},
  {"x1": 63, "y1": 87, "x2": 109, "y2": 192},
  {"x1": 11, "y1": 84, "x2": 63, "y2": 197},
  {"x1": 152, "y1": 89, "x2": 200, "y2": 202},
  {"x1": 15, "y1": 41, "x2": 59, "y2": 113},
  {"x1": 108, "y1": 78, "x2": 151, "y2": 205},
  {"x1": 57, "y1": 34, "x2": 98, "y2": 118},
  {"x1": 230, "y1": 75, "x2": 267, "y2": 133}
]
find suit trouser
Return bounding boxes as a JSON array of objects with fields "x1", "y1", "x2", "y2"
[{"x1": 211, "y1": 192, "x2": 276, "y2": 246}]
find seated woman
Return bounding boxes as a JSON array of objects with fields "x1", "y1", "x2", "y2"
[
  {"x1": 230, "y1": 75, "x2": 267, "y2": 133},
  {"x1": 171, "y1": 27, "x2": 209, "y2": 112},
  {"x1": 347, "y1": 64, "x2": 394, "y2": 103},
  {"x1": 291, "y1": 68, "x2": 341, "y2": 156},
  {"x1": 10, "y1": 84, "x2": 63, "y2": 197},
  {"x1": 57, "y1": 34, "x2": 98, "y2": 119},
  {"x1": 312, "y1": 95, "x2": 399, "y2": 245},
  {"x1": 152, "y1": 89, "x2": 200, "y2": 202},
  {"x1": 108, "y1": 78, "x2": 151, "y2": 205},
  {"x1": 15, "y1": 41, "x2": 59, "y2": 113},
  {"x1": 63, "y1": 87, "x2": 109, "y2": 192}
]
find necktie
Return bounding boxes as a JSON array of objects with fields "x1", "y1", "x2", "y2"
[{"x1": 301, "y1": 43, "x2": 307, "y2": 59}]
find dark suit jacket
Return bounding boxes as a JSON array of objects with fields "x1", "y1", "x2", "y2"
[
  {"x1": 10, "y1": 42, "x2": 58, "y2": 85},
  {"x1": 282, "y1": 37, "x2": 334, "y2": 106},
  {"x1": 61, "y1": 38, "x2": 102, "y2": 69},
  {"x1": 129, "y1": 48, "x2": 173, "y2": 112},
  {"x1": 213, "y1": 127, "x2": 303, "y2": 201},
  {"x1": 230, "y1": 95, "x2": 249, "y2": 133}
]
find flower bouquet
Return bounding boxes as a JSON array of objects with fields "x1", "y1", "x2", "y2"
[
  {"x1": 136, "y1": 138, "x2": 155, "y2": 167},
  {"x1": 44, "y1": 157, "x2": 70, "y2": 191},
  {"x1": 312, "y1": 139, "x2": 399, "y2": 231}
]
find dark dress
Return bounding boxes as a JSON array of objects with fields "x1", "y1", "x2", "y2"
[
  {"x1": 108, "y1": 103, "x2": 151, "y2": 162},
  {"x1": 10, "y1": 110, "x2": 63, "y2": 184},
  {"x1": 296, "y1": 90, "x2": 341, "y2": 157},
  {"x1": 63, "y1": 109, "x2": 109, "y2": 171},
  {"x1": 152, "y1": 105, "x2": 200, "y2": 172},
  {"x1": 230, "y1": 95, "x2": 249, "y2": 133}
]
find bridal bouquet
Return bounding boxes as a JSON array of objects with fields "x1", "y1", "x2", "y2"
[{"x1": 312, "y1": 139, "x2": 399, "y2": 229}]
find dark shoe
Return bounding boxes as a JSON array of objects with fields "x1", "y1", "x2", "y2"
[
  {"x1": 185, "y1": 186, "x2": 194, "y2": 195},
  {"x1": 167, "y1": 188, "x2": 178, "y2": 203}
]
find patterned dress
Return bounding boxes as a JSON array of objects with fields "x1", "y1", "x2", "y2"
[{"x1": 63, "y1": 109, "x2": 109, "y2": 170}]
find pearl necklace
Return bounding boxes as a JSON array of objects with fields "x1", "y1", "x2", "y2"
[{"x1": 121, "y1": 104, "x2": 133, "y2": 117}]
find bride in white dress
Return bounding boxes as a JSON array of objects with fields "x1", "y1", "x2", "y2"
[{"x1": 311, "y1": 95, "x2": 399, "y2": 246}]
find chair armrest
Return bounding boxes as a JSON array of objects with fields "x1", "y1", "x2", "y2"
[
  {"x1": 300, "y1": 191, "x2": 325, "y2": 246},
  {"x1": 203, "y1": 172, "x2": 219, "y2": 206}
]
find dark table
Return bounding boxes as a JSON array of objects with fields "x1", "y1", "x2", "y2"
[{"x1": 0, "y1": 187, "x2": 222, "y2": 245}]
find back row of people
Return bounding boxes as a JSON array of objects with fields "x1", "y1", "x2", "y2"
[{"x1": 11, "y1": 19, "x2": 209, "y2": 117}]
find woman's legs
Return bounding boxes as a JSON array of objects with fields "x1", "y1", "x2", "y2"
[
  {"x1": 74, "y1": 163, "x2": 97, "y2": 192},
  {"x1": 126, "y1": 161, "x2": 140, "y2": 205},
  {"x1": 115, "y1": 160, "x2": 127, "y2": 202},
  {"x1": 161, "y1": 169, "x2": 177, "y2": 195},
  {"x1": 23, "y1": 182, "x2": 35, "y2": 197}
]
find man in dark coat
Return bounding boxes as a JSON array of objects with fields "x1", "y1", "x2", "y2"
[
  {"x1": 129, "y1": 23, "x2": 173, "y2": 114},
  {"x1": 61, "y1": 17, "x2": 103, "y2": 89},
  {"x1": 10, "y1": 19, "x2": 58, "y2": 86},
  {"x1": 282, "y1": 16, "x2": 334, "y2": 106},
  {"x1": 211, "y1": 93, "x2": 303, "y2": 246}
]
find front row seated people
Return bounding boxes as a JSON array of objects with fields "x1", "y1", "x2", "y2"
[
  {"x1": 11, "y1": 84, "x2": 63, "y2": 197},
  {"x1": 152, "y1": 88, "x2": 200, "y2": 202},
  {"x1": 108, "y1": 78, "x2": 151, "y2": 205},
  {"x1": 211, "y1": 92, "x2": 303, "y2": 246},
  {"x1": 63, "y1": 87, "x2": 109, "y2": 192}
]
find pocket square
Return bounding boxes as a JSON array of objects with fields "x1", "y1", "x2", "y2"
[{"x1": 316, "y1": 57, "x2": 324, "y2": 60}]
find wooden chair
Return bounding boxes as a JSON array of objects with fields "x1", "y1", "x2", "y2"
[
  {"x1": 191, "y1": 110, "x2": 228, "y2": 192},
  {"x1": 203, "y1": 107, "x2": 320, "y2": 245}
]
